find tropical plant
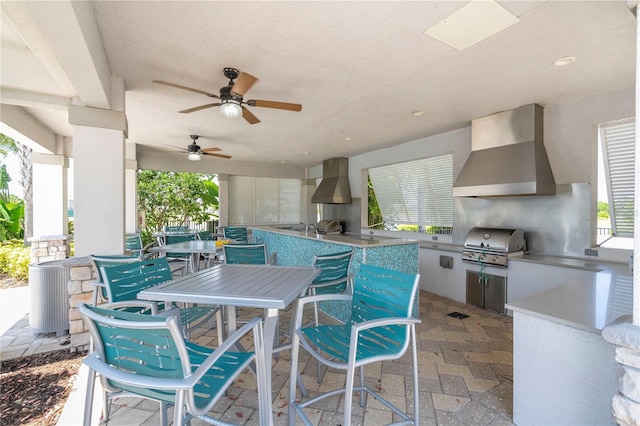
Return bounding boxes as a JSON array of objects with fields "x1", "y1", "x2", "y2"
[
  {"x1": 0, "y1": 134, "x2": 32, "y2": 243},
  {"x1": 367, "y1": 176, "x2": 384, "y2": 229},
  {"x1": 137, "y1": 170, "x2": 219, "y2": 235}
]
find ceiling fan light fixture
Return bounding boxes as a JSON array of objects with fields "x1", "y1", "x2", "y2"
[
  {"x1": 220, "y1": 101, "x2": 243, "y2": 118},
  {"x1": 188, "y1": 152, "x2": 202, "y2": 161}
]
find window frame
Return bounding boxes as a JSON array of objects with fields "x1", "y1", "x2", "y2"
[
  {"x1": 598, "y1": 118, "x2": 635, "y2": 246},
  {"x1": 367, "y1": 154, "x2": 454, "y2": 233}
]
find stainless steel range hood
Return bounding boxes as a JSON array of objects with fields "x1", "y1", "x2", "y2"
[
  {"x1": 453, "y1": 103, "x2": 556, "y2": 197},
  {"x1": 311, "y1": 157, "x2": 352, "y2": 204}
]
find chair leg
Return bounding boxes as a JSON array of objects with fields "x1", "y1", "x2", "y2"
[
  {"x1": 343, "y1": 362, "x2": 357, "y2": 426},
  {"x1": 173, "y1": 391, "x2": 186, "y2": 426},
  {"x1": 215, "y1": 308, "x2": 225, "y2": 344},
  {"x1": 411, "y1": 327, "x2": 420, "y2": 424},
  {"x1": 159, "y1": 401, "x2": 168, "y2": 426},
  {"x1": 359, "y1": 365, "x2": 366, "y2": 407},
  {"x1": 288, "y1": 330, "x2": 301, "y2": 425},
  {"x1": 83, "y1": 368, "x2": 96, "y2": 426}
]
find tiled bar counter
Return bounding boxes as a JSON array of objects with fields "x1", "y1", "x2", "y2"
[{"x1": 252, "y1": 227, "x2": 419, "y2": 321}]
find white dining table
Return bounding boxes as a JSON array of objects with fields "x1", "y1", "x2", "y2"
[
  {"x1": 148, "y1": 240, "x2": 222, "y2": 271},
  {"x1": 137, "y1": 263, "x2": 320, "y2": 426}
]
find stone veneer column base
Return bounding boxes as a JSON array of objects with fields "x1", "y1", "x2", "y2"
[
  {"x1": 64, "y1": 257, "x2": 95, "y2": 352},
  {"x1": 29, "y1": 235, "x2": 71, "y2": 264},
  {"x1": 602, "y1": 315, "x2": 640, "y2": 426}
]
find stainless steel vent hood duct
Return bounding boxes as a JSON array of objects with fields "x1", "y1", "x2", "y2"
[
  {"x1": 311, "y1": 157, "x2": 352, "y2": 204},
  {"x1": 453, "y1": 103, "x2": 556, "y2": 197}
]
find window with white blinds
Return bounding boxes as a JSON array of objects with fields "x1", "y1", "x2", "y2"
[
  {"x1": 228, "y1": 176, "x2": 302, "y2": 225},
  {"x1": 600, "y1": 120, "x2": 635, "y2": 237},
  {"x1": 368, "y1": 154, "x2": 453, "y2": 227}
]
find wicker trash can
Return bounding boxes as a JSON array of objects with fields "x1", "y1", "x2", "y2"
[{"x1": 29, "y1": 260, "x2": 70, "y2": 336}]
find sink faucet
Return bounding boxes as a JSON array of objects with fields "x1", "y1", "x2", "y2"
[{"x1": 305, "y1": 223, "x2": 317, "y2": 234}]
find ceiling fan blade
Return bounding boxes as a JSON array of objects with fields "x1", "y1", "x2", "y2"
[
  {"x1": 203, "y1": 152, "x2": 232, "y2": 159},
  {"x1": 201, "y1": 147, "x2": 222, "y2": 153},
  {"x1": 164, "y1": 144, "x2": 188, "y2": 152},
  {"x1": 231, "y1": 72, "x2": 258, "y2": 97},
  {"x1": 242, "y1": 106, "x2": 261, "y2": 124},
  {"x1": 152, "y1": 80, "x2": 219, "y2": 98},
  {"x1": 178, "y1": 103, "x2": 221, "y2": 114},
  {"x1": 247, "y1": 99, "x2": 302, "y2": 112}
]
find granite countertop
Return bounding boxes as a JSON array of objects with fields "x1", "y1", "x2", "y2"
[
  {"x1": 506, "y1": 260, "x2": 632, "y2": 333},
  {"x1": 252, "y1": 226, "x2": 419, "y2": 248}
]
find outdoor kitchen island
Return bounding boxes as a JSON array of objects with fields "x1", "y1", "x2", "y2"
[
  {"x1": 505, "y1": 259, "x2": 633, "y2": 426},
  {"x1": 251, "y1": 226, "x2": 419, "y2": 321}
]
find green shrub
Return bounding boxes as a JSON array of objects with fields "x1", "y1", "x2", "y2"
[{"x1": 0, "y1": 240, "x2": 30, "y2": 280}]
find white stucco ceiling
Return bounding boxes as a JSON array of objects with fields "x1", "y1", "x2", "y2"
[{"x1": 0, "y1": 1, "x2": 636, "y2": 168}]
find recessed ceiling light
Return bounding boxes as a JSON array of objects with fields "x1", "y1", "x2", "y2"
[
  {"x1": 302, "y1": 152, "x2": 310, "y2": 155},
  {"x1": 553, "y1": 56, "x2": 576, "y2": 66},
  {"x1": 344, "y1": 137, "x2": 352, "y2": 141},
  {"x1": 411, "y1": 111, "x2": 425, "y2": 116}
]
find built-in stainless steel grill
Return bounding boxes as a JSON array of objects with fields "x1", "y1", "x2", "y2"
[{"x1": 462, "y1": 227, "x2": 526, "y2": 268}]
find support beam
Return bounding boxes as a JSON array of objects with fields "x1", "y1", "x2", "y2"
[
  {"x1": 0, "y1": 87, "x2": 71, "y2": 111},
  {"x1": 1, "y1": 1, "x2": 113, "y2": 108},
  {"x1": 0, "y1": 104, "x2": 57, "y2": 154}
]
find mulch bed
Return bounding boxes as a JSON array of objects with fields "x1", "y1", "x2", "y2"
[{"x1": 0, "y1": 349, "x2": 86, "y2": 425}]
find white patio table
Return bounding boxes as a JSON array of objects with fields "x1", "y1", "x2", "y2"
[
  {"x1": 148, "y1": 240, "x2": 222, "y2": 271},
  {"x1": 137, "y1": 263, "x2": 320, "y2": 426}
]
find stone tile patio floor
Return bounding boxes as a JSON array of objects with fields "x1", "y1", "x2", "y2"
[{"x1": 1, "y1": 286, "x2": 515, "y2": 425}]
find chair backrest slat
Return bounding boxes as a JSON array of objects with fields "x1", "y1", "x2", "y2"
[
  {"x1": 90, "y1": 255, "x2": 140, "y2": 284},
  {"x1": 223, "y1": 243, "x2": 268, "y2": 265},
  {"x1": 350, "y1": 264, "x2": 419, "y2": 346},
  {"x1": 222, "y1": 227, "x2": 248, "y2": 243},
  {"x1": 311, "y1": 251, "x2": 353, "y2": 293},
  {"x1": 100, "y1": 258, "x2": 174, "y2": 303},
  {"x1": 125, "y1": 233, "x2": 145, "y2": 259}
]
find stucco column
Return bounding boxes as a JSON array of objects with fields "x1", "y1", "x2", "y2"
[
  {"x1": 218, "y1": 174, "x2": 229, "y2": 227},
  {"x1": 31, "y1": 153, "x2": 69, "y2": 237},
  {"x1": 125, "y1": 141, "x2": 138, "y2": 233},
  {"x1": 70, "y1": 106, "x2": 127, "y2": 256}
]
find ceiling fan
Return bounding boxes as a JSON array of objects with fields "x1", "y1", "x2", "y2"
[
  {"x1": 153, "y1": 67, "x2": 302, "y2": 124},
  {"x1": 167, "y1": 135, "x2": 231, "y2": 161}
]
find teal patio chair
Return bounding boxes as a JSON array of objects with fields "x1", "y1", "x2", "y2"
[
  {"x1": 222, "y1": 226, "x2": 249, "y2": 243},
  {"x1": 125, "y1": 232, "x2": 155, "y2": 260},
  {"x1": 164, "y1": 225, "x2": 190, "y2": 233},
  {"x1": 100, "y1": 257, "x2": 222, "y2": 341},
  {"x1": 197, "y1": 230, "x2": 219, "y2": 268},
  {"x1": 288, "y1": 264, "x2": 421, "y2": 426},
  {"x1": 78, "y1": 303, "x2": 269, "y2": 426},
  {"x1": 89, "y1": 255, "x2": 141, "y2": 306},
  {"x1": 163, "y1": 231, "x2": 198, "y2": 273},
  {"x1": 222, "y1": 243, "x2": 268, "y2": 265},
  {"x1": 306, "y1": 250, "x2": 355, "y2": 381}
]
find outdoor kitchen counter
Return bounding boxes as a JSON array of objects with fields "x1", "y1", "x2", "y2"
[
  {"x1": 505, "y1": 259, "x2": 631, "y2": 425},
  {"x1": 252, "y1": 226, "x2": 419, "y2": 248},
  {"x1": 506, "y1": 258, "x2": 632, "y2": 332}
]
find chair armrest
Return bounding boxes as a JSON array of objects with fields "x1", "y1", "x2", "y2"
[
  {"x1": 308, "y1": 273, "x2": 355, "y2": 291},
  {"x1": 351, "y1": 317, "x2": 421, "y2": 333},
  {"x1": 188, "y1": 317, "x2": 264, "y2": 385},
  {"x1": 99, "y1": 300, "x2": 160, "y2": 315},
  {"x1": 292, "y1": 293, "x2": 353, "y2": 328},
  {"x1": 84, "y1": 352, "x2": 192, "y2": 390}
]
